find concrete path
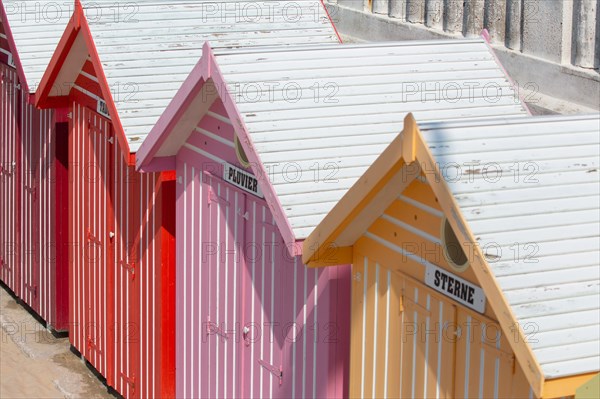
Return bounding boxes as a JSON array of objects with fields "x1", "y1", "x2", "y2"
[{"x1": 0, "y1": 285, "x2": 114, "y2": 399}]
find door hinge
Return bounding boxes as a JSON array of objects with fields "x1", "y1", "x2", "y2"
[
  {"x1": 206, "y1": 317, "x2": 229, "y2": 340},
  {"x1": 24, "y1": 186, "x2": 36, "y2": 200},
  {"x1": 120, "y1": 373, "x2": 136, "y2": 394},
  {"x1": 0, "y1": 258, "x2": 12, "y2": 272},
  {"x1": 87, "y1": 335, "x2": 102, "y2": 355},
  {"x1": 399, "y1": 293, "x2": 405, "y2": 313},
  {"x1": 258, "y1": 360, "x2": 283, "y2": 386},
  {"x1": 238, "y1": 209, "x2": 249, "y2": 220},
  {"x1": 119, "y1": 261, "x2": 136, "y2": 280},
  {"x1": 86, "y1": 229, "x2": 101, "y2": 245},
  {"x1": 454, "y1": 326, "x2": 462, "y2": 338},
  {"x1": 24, "y1": 283, "x2": 37, "y2": 297},
  {"x1": 512, "y1": 355, "x2": 516, "y2": 374},
  {"x1": 0, "y1": 162, "x2": 16, "y2": 176},
  {"x1": 208, "y1": 188, "x2": 229, "y2": 206}
]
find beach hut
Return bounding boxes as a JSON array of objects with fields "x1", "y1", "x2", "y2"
[
  {"x1": 303, "y1": 113, "x2": 600, "y2": 398},
  {"x1": 0, "y1": 0, "x2": 71, "y2": 330},
  {"x1": 34, "y1": 1, "x2": 339, "y2": 397},
  {"x1": 136, "y1": 39, "x2": 529, "y2": 398}
]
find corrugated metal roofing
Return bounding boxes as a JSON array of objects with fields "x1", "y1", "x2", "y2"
[
  {"x1": 80, "y1": 0, "x2": 339, "y2": 151},
  {"x1": 213, "y1": 40, "x2": 529, "y2": 239},
  {"x1": 1, "y1": 0, "x2": 71, "y2": 88},
  {"x1": 419, "y1": 114, "x2": 600, "y2": 379}
]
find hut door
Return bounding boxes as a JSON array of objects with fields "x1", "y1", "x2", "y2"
[
  {"x1": 239, "y1": 193, "x2": 284, "y2": 399},
  {"x1": 22, "y1": 106, "x2": 41, "y2": 312},
  {"x1": 0, "y1": 64, "x2": 19, "y2": 295},
  {"x1": 453, "y1": 310, "x2": 515, "y2": 398},
  {"x1": 400, "y1": 279, "x2": 457, "y2": 398},
  {"x1": 201, "y1": 173, "x2": 245, "y2": 398},
  {"x1": 79, "y1": 110, "x2": 114, "y2": 377}
]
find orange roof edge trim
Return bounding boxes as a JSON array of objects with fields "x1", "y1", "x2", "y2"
[{"x1": 302, "y1": 113, "x2": 419, "y2": 267}]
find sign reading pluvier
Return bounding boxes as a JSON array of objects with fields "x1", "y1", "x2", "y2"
[
  {"x1": 223, "y1": 162, "x2": 264, "y2": 198},
  {"x1": 425, "y1": 263, "x2": 486, "y2": 313}
]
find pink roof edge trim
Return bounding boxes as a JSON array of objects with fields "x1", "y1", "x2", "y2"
[{"x1": 136, "y1": 41, "x2": 302, "y2": 257}]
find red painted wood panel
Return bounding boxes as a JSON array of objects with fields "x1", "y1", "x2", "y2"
[
  {"x1": 69, "y1": 104, "x2": 112, "y2": 378},
  {"x1": 0, "y1": 62, "x2": 19, "y2": 295},
  {"x1": 0, "y1": 58, "x2": 69, "y2": 331},
  {"x1": 69, "y1": 99, "x2": 175, "y2": 399}
]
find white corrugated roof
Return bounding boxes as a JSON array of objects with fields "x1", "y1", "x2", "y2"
[
  {"x1": 81, "y1": 0, "x2": 339, "y2": 151},
  {"x1": 1, "y1": 0, "x2": 71, "y2": 89},
  {"x1": 419, "y1": 114, "x2": 600, "y2": 379},
  {"x1": 213, "y1": 40, "x2": 529, "y2": 239}
]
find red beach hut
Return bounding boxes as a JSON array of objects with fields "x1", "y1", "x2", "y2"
[
  {"x1": 35, "y1": 1, "x2": 340, "y2": 397},
  {"x1": 0, "y1": 0, "x2": 71, "y2": 331}
]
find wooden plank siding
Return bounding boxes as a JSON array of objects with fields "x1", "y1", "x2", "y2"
[
  {"x1": 1, "y1": 20, "x2": 68, "y2": 330},
  {"x1": 0, "y1": 61, "x2": 19, "y2": 296},
  {"x1": 69, "y1": 103, "x2": 112, "y2": 380},
  {"x1": 175, "y1": 97, "x2": 350, "y2": 399},
  {"x1": 349, "y1": 176, "x2": 538, "y2": 398},
  {"x1": 68, "y1": 53, "x2": 175, "y2": 399}
]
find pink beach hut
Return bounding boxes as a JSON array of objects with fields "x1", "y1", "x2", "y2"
[{"x1": 136, "y1": 38, "x2": 528, "y2": 398}]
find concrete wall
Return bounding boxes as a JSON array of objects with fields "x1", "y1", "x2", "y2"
[{"x1": 326, "y1": 0, "x2": 600, "y2": 112}]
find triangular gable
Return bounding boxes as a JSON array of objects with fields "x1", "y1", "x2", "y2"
[
  {"x1": 138, "y1": 37, "x2": 533, "y2": 258},
  {"x1": 0, "y1": 5, "x2": 32, "y2": 94},
  {"x1": 137, "y1": 42, "x2": 299, "y2": 254},
  {"x1": 303, "y1": 113, "x2": 600, "y2": 398},
  {"x1": 35, "y1": 0, "x2": 341, "y2": 155},
  {"x1": 1, "y1": 0, "x2": 73, "y2": 96},
  {"x1": 35, "y1": 2, "x2": 131, "y2": 151},
  {"x1": 181, "y1": 39, "x2": 530, "y2": 242}
]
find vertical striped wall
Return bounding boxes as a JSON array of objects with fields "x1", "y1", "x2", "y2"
[
  {"x1": 0, "y1": 61, "x2": 18, "y2": 295},
  {"x1": 349, "y1": 176, "x2": 535, "y2": 398},
  {"x1": 70, "y1": 103, "x2": 112, "y2": 382},
  {"x1": 19, "y1": 84, "x2": 59, "y2": 327},
  {"x1": 175, "y1": 98, "x2": 349, "y2": 398},
  {"x1": 0, "y1": 53, "x2": 67, "y2": 330},
  {"x1": 70, "y1": 99, "x2": 175, "y2": 399}
]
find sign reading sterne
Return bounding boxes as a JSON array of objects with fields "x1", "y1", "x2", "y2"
[
  {"x1": 425, "y1": 264, "x2": 486, "y2": 313},
  {"x1": 223, "y1": 162, "x2": 264, "y2": 199}
]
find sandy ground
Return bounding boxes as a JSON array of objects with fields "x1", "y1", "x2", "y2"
[{"x1": 0, "y1": 285, "x2": 115, "y2": 399}]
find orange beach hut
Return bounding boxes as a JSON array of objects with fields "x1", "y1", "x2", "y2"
[{"x1": 303, "y1": 114, "x2": 600, "y2": 398}]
